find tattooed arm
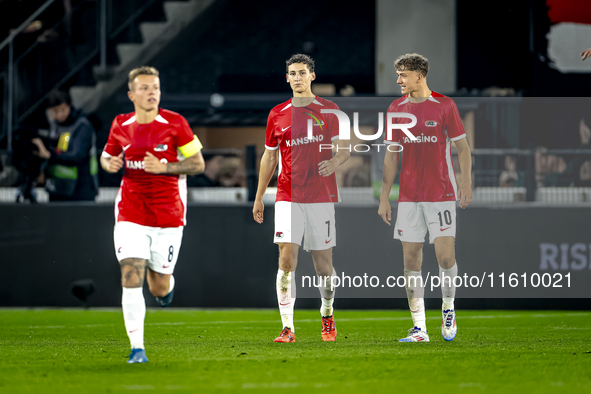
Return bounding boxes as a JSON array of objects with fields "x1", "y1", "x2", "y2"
[
  {"x1": 144, "y1": 151, "x2": 205, "y2": 175},
  {"x1": 166, "y1": 151, "x2": 205, "y2": 175}
]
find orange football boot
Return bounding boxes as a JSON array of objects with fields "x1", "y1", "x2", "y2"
[
  {"x1": 274, "y1": 327, "x2": 295, "y2": 343},
  {"x1": 321, "y1": 315, "x2": 337, "y2": 341}
]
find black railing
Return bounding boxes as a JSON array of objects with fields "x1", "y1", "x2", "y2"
[
  {"x1": 470, "y1": 148, "x2": 591, "y2": 203},
  {"x1": 1, "y1": 0, "x2": 164, "y2": 153}
]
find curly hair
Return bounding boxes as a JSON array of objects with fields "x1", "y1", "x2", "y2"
[
  {"x1": 286, "y1": 54, "x2": 315, "y2": 73},
  {"x1": 394, "y1": 53, "x2": 429, "y2": 78},
  {"x1": 128, "y1": 66, "x2": 159, "y2": 91}
]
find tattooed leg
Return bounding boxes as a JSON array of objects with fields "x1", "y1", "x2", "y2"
[{"x1": 120, "y1": 258, "x2": 146, "y2": 288}]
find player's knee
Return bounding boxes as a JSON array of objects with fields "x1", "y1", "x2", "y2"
[
  {"x1": 437, "y1": 255, "x2": 455, "y2": 269},
  {"x1": 278, "y1": 246, "x2": 297, "y2": 271},
  {"x1": 313, "y1": 257, "x2": 332, "y2": 277},
  {"x1": 278, "y1": 254, "x2": 294, "y2": 271},
  {"x1": 148, "y1": 281, "x2": 168, "y2": 297},
  {"x1": 403, "y1": 253, "x2": 421, "y2": 269},
  {"x1": 315, "y1": 267, "x2": 332, "y2": 278}
]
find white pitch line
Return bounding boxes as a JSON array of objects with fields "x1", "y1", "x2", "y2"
[{"x1": 24, "y1": 312, "x2": 591, "y2": 329}]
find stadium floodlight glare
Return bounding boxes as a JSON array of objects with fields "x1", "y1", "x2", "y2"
[{"x1": 210, "y1": 93, "x2": 224, "y2": 108}]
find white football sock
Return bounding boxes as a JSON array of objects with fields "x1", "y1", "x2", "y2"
[
  {"x1": 276, "y1": 269, "x2": 296, "y2": 332},
  {"x1": 404, "y1": 269, "x2": 426, "y2": 331},
  {"x1": 440, "y1": 263, "x2": 458, "y2": 310},
  {"x1": 318, "y1": 268, "x2": 337, "y2": 317},
  {"x1": 122, "y1": 287, "x2": 146, "y2": 350}
]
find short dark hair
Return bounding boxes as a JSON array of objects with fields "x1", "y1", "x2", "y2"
[
  {"x1": 128, "y1": 66, "x2": 159, "y2": 90},
  {"x1": 394, "y1": 53, "x2": 429, "y2": 78},
  {"x1": 46, "y1": 90, "x2": 71, "y2": 108},
  {"x1": 286, "y1": 54, "x2": 315, "y2": 73}
]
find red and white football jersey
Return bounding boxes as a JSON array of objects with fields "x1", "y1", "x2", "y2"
[
  {"x1": 265, "y1": 96, "x2": 340, "y2": 203},
  {"x1": 384, "y1": 92, "x2": 466, "y2": 202},
  {"x1": 102, "y1": 109, "x2": 202, "y2": 227}
]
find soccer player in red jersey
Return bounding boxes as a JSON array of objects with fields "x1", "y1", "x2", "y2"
[
  {"x1": 252, "y1": 54, "x2": 350, "y2": 342},
  {"x1": 100, "y1": 66, "x2": 205, "y2": 363},
  {"x1": 378, "y1": 53, "x2": 472, "y2": 342}
]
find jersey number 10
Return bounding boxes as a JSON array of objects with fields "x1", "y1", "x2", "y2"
[{"x1": 438, "y1": 210, "x2": 452, "y2": 227}]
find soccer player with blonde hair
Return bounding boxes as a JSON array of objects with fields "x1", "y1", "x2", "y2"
[{"x1": 101, "y1": 66, "x2": 205, "y2": 363}]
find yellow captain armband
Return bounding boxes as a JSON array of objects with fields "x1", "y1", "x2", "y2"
[{"x1": 178, "y1": 136, "x2": 203, "y2": 158}]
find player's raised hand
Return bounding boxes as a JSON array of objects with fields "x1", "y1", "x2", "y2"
[
  {"x1": 318, "y1": 159, "x2": 337, "y2": 177},
  {"x1": 144, "y1": 151, "x2": 166, "y2": 174},
  {"x1": 378, "y1": 199, "x2": 392, "y2": 226},
  {"x1": 582, "y1": 49, "x2": 591, "y2": 61},
  {"x1": 458, "y1": 182, "x2": 473, "y2": 209},
  {"x1": 253, "y1": 200, "x2": 264, "y2": 224},
  {"x1": 103, "y1": 152, "x2": 124, "y2": 173}
]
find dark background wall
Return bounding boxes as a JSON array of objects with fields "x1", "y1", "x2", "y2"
[
  {"x1": 456, "y1": 0, "x2": 591, "y2": 96},
  {"x1": 153, "y1": 0, "x2": 376, "y2": 95},
  {"x1": 1, "y1": 204, "x2": 589, "y2": 309},
  {"x1": 457, "y1": 0, "x2": 533, "y2": 92}
]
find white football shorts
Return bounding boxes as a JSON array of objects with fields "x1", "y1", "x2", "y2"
[
  {"x1": 113, "y1": 221, "x2": 184, "y2": 274},
  {"x1": 394, "y1": 201, "x2": 456, "y2": 244},
  {"x1": 274, "y1": 201, "x2": 336, "y2": 251}
]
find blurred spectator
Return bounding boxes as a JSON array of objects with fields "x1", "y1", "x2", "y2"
[
  {"x1": 0, "y1": 0, "x2": 73, "y2": 41},
  {"x1": 580, "y1": 161, "x2": 591, "y2": 186},
  {"x1": 0, "y1": 0, "x2": 46, "y2": 42},
  {"x1": 190, "y1": 155, "x2": 223, "y2": 187},
  {"x1": 535, "y1": 147, "x2": 567, "y2": 187},
  {"x1": 2, "y1": 0, "x2": 76, "y2": 115},
  {"x1": 36, "y1": 0, "x2": 73, "y2": 43},
  {"x1": 499, "y1": 156, "x2": 523, "y2": 187},
  {"x1": 0, "y1": 146, "x2": 19, "y2": 188},
  {"x1": 569, "y1": 118, "x2": 591, "y2": 186},
  {"x1": 12, "y1": 124, "x2": 46, "y2": 202},
  {"x1": 31, "y1": 90, "x2": 99, "y2": 201},
  {"x1": 343, "y1": 161, "x2": 371, "y2": 187},
  {"x1": 535, "y1": 118, "x2": 591, "y2": 187},
  {"x1": 219, "y1": 157, "x2": 246, "y2": 187}
]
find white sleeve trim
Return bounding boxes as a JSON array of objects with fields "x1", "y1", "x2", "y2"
[
  {"x1": 101, "y1": 151, "x2": 112, "y2": 158},
  {"x1": 265, "y1": 144, "x2": 279, "y2": 151},
  {"x1": 331, "y1": 135, "x2": 339, "y2": 141},
  {"x1": 450, "y1": 134, "x2": 466, "y2": 142},
  {"x1": 383, "y1": 140, "x2": 401, "y2": 145}
]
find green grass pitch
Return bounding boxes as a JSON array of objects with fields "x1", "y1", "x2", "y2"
[{"x1": 1, "y1": 309, "x2": 590, "y2": 393}]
